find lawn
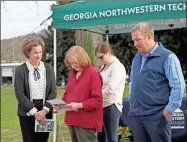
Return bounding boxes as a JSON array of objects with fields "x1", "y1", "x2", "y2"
[
  {"x1": 1, "y1": 86, "x2": 130, "y2": 142},
  {"x1": 1, "y1": 87, "x2": 22, "y2": 142},
  {"x1": 1, "y1": 87, "x2": 71, "y2": 142}
]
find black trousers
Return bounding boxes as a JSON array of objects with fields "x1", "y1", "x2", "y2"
[{"x1": 19, "y1": 100, "x2": 52, "y2": 142}]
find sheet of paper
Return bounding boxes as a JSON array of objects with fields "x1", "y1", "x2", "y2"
[
  {"x1": 54, "y1": 104, "x2": 73, "y2": 114},
  {"x1": 47, "y1": 99, "x2": 66, "y2": 105},
  {"x1": 47, "y1": 99, "x2": 73, "y2": 113}
]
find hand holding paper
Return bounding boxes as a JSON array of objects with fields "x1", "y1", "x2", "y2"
[
  {"x1": 53, "y1": 104, "x2": 61, "y2": 112},
  {"x1": 67, "y1": 102, "x2": 83, "y2": 111},
  {"x1": 47, "y1": 99, "x2": 67, "y2": 105},
  {"x1": 35, "y1": 110, "x2": 47, "y2": 121},
  {"x1": 47, "y1": 99, "x2": 73, "y2": 113}
]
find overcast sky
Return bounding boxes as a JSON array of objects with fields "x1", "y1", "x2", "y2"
[{"x1": 1, "y1": 1, "x2": 56, "y2": 39}]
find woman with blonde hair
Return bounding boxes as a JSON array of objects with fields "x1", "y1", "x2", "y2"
[{"x1": 61, "y1": 46, "x2": 103, "y2": 142}]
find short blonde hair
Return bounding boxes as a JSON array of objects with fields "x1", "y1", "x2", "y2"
[
  {"x1": 132, "y1": 22, "x2": 154, "y2": 37},
  {"x1": 64, "y1": 46, "x2": 91, "y2": 69},
  {"x1": 22, "y1": 38, "x2": 45, "y2": 58}
]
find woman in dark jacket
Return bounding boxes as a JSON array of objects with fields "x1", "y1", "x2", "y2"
[{"x1": 14, "y1": 38, "x2": 57, "y2": 142}]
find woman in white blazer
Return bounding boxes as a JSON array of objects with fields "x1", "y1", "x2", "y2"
[{"x1": 96, "y1": 42, "x2": 126, "y2": 142}]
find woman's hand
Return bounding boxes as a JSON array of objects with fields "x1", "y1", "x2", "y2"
[
  {"x1": 40, "y1": 117, "x2": 47, "y2": 125},
  {"x1": 53, "y1": 104, "x2": 61, "y2": 113},
  {"x1": 35, "y1": 110, "x2": 47, "y2": 121},
  {"x1": 66, "y1": 102, "x2": 83, "y2": 111}
]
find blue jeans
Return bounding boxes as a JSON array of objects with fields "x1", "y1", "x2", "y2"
[
  {"x1": 97, "y1": 104, "x2": 121, "y2": 142},
  {"x1": 128, "y1": 110, "x2": 172, "y2": 142}
]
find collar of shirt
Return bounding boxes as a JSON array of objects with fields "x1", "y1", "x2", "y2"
[
  {"x1": 140, "y1": 43, "x2": 158, "y2": 71},
  {"x1": 106, "y1": 55, "x2": 116, "y2": 67},
  {"x1": 26, "y1": 60, "x2": 44, "y2": 71},
  {"x1": 101, "y1": 56, "x2": 116, "y2": 71},
  {"x1": 141, "y1": 42, "x2": 158, "y2": 59}
]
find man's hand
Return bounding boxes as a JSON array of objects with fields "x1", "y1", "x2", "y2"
[
  {"x1": 163, "y1": 109, "x2": 172, "y2": 121},
  {"x1": 35, "y1": 110, "x2": 47, "y2": 121},
  {"x1": 66, "y1": 102, "x2": 83, "y2": 111}
]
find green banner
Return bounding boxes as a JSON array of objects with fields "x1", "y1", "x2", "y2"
[
  {"x1": 52, "y1": 1, "x2": 186, "y2": 34},
  {"x1": 52, "y1": 1, "x2": 186, "y2": 30}
]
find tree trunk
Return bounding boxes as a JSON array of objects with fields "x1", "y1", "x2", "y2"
[
  {"x1": 75, "y1": 30, "x2": 103, "y2": 47},
  {"x1": 75, "y1": 30, "x2": 103, "y2": 67}
]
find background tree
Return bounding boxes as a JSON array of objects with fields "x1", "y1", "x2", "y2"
[
  {"x1": 109, "y1": 28, "x2": 187, "y2": 79},
  {"x1": 40, "y1": 1, "x2": 76, "y2": 85},
  {"x1": 155, "y1": 28, "x2": 187, "y2": 79},
  {"x1": 83, "y1": 32, "x2": 96, "y2": 64}
]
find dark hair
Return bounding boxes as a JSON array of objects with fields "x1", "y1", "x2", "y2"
[
  {"x1": 95, "y1": 42, "x2": 114, "y2": 55},
  {"x1": 22, "y1": 38, "x2": 45, "y2": 58}
]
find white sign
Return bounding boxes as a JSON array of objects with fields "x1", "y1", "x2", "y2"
[{"x1": 171, "y1": 108, "x2": 185, "y2": 129}]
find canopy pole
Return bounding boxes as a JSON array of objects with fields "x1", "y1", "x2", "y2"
[
  {"x1": 106, "y1": 34, "x2": 109, "y2": 43},
  {"x1": 105, "y1": 27, "x2": 109, "y2": 43},
  {"x1": 53, "y1": 28, "x2": 57, "y2": 142},
  {"x1": 53, "y1": 29, "x2": 57, "y2": 78}
]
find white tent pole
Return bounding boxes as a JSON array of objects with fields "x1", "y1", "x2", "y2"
[
  {"x1": 53, "y1": 28, "x2": 57, "y2": 142},
  {"x1": 105, "y1": 26, "x2": 109, "y2": 43},
  {"x1": 53, "y1": 29, "x2": 57, "y2": 78},
  {"x1": 106, "y1": 33, "x2": 109, "y2": 43}
]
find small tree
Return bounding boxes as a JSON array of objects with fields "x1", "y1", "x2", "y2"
[{"x1": 83, "y1": 31, "x2": 96, "y2": 64}]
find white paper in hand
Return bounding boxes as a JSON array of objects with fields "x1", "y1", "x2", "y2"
[
  {"x1": 47, "y1": 99, "x2": 72, "y2": 113},
  {"x1": 47, "y1": 99, "x2": 66, "y2": 105}
]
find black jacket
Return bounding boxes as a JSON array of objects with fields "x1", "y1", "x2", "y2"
[{"x1": 14, "y1": 62, "x2": 57, "y2": 116}]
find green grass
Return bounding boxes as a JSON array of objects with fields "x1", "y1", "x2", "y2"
[
  {"x1": 1, "y1": 85, "x2": 129, "y2": 142},
  {"x1": 123, "y1": 84, "x2": 129, "y2": 98},
  {"x1": 1, "y1": 87, "x2": 71, "y2": 142},
  {"x1": 1, "y1": 87, "x2": 22, "y2": 142}
]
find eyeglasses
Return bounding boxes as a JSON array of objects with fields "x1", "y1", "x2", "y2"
[
  {"x1": 69, "y1": 62, "x2": 77, "y2": 68},
  {"x1": 98, "y1": 54, "x2": 105, "y2": 60}
]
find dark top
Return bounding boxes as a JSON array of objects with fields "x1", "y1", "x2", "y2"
[{"x1": 14, "y1": 62, "x2": 57, "y2": 116}]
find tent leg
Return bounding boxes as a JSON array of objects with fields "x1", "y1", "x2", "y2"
[
  {"x1": 53, "y1": 29, "x2": 57, "y2": 79},
  {"x1": 53, "y1": 28, "x2": 57, "y2": 142},
  {"x1": 106, "y1": 34, "x2": 109, "y2": 43}
]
